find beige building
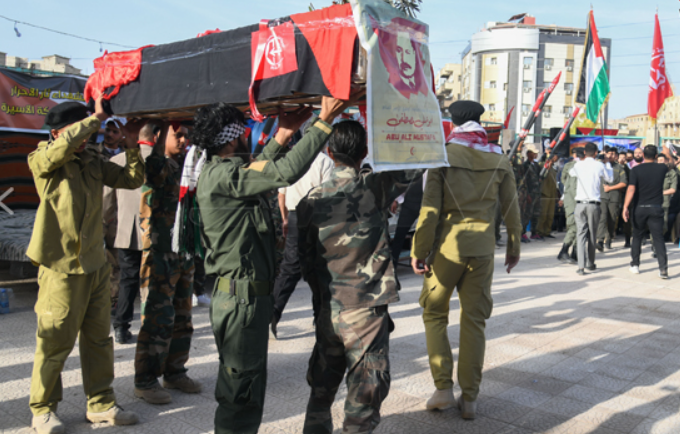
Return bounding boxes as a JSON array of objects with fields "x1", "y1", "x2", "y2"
[
  {"x1": 435, "y1": 63, "x2": 462, "y2": 111},
  {"x1": 460, "y1": 14, "x2": 611, "y2": 146},
  {"x1": 614, "y1": 97, "x2": 680, "y2": 146},
  {"x1": 0, "y1": 53, "x2": 83, "y2": 76}
]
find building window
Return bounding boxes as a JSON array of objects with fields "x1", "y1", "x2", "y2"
[
  {"x1": 503, "y1": 83, "x2": 508, "y2": 91},
  {"x1": 489, "y1": 103, "x2": 496, "y2": 111},
  {"x1": 565, "y1": 83, "x2": 574, "y2": 92},
  {"x1": 544, "y1": 105, "x2": 552, "y2": 113},
  {"x1": 490, "y1": 81, "x2": 497, "y2": 88},
  {"x1": 563, "y1": 106, "x2": 571, "y2": 114},
  {"x1": 523, "y1": 80, "x2": 532, "y2": 90},
  {"x1": 490, "y1": 57, "x2": 497, "y2": 65},
  {"x1": 523, "y1": 57, "x2": 533, "y2": 69},
  {"x1": 522, "y1": 104, "x2": 531, "y2": 114},
  {"x1": 544, "y1": 58, "x2": 554, "y2": 68},
  {"x1": 565, "y1": 59, "x2": 575, "y2": 68}
]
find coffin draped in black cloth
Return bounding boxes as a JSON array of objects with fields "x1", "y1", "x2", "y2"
[{"x1": 107, "y1": 18, "x2": 354, "y2": 117}]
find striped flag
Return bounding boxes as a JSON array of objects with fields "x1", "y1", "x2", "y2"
[{"x1": 576, "y1": 10, "x2": 610, "y2": 123}]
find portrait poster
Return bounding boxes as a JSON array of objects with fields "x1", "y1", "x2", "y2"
[
  {"x1": 0, "y1": 68, "x2": 87, "y2": 133},
  {"x1": 350, "y1": 0, "x2": 447, "y2": 172}
]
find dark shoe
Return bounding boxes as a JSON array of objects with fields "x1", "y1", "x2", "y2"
[
  {"x1": 546, "y1": 234, "x2": 556, "y2": 239},
  {"x1": 576, "y1": 269, "x2": 585, "y2": 276},
  {"x1": 624, "y1": 240, "x2": 631, "y2": 248},
  {"x1": 596, "y1": 242, "x2": 604, "y2": 252},
  {"x1": 660, "y1": 270, "x2": 669, "y2": 280},
  {"x1": 586, "y1": 264, "x2": 597, "y2": 271},
  {"x1": 652, "y1": 252, "x2": 658, "y2": 259},
  {"x1": 569, "y1": 246, "x2": 578, "y2": 264},
  {"x1": 521, "y1": 234, "x2": 531, "y2": 243},
  {"x1": 605, "y1": 240, "x2": 612, "y2": 250},
  {"x1": 270, "y1": 312, "x2": 281, "y2": 340},
  {"x1": 557, "y1": 245, "x2": 570, "y2": 263},
  {"x1": 115, "y1": 328, "x2": 132, "y2": 345}
]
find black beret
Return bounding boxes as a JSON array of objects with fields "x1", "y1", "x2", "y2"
[
  {"x1": 44, "y1": 101, "x2": 90, "y2": 130},
  {"x1": 448, "y1": 100, "x2": 485, "y2": 126}
]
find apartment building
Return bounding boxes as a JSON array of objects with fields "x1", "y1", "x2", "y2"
[
  {"x1": 435, "y1": 63, "x2": 462, "y2": 111},
  {"x1": 460, "y1": 14, "x2": 611, "y2": 140},
  {"x1": 0, "y1": 53, "x2": 83, "y2": 76}
]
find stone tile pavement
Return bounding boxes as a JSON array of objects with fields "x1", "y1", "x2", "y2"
[{"x1": 2, "y1": 233, "x2": 680, "y2": 433}]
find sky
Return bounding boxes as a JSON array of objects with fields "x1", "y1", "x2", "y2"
[{"x1": 1, "y1": 0, "x2": 677, "y2": 120}]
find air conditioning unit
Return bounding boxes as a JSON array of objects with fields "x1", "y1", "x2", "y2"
[
  {"x1": 566, "y1": 66, "x2": 573, "y2": 72},
  {"x1": 545, "y1": 65, "x2": 552, "y2": 70},
  {"x1": 524, "y1": 88, "x2": 532, "y2": 93},
  {"x1": 544, "y1": 113, "x2": 551, "y2": 118},
  {"x1": 522, "y1": 111, "x2": 529, "y2": 117},
  {"x1": 566, "y1": 89, "x2": 573, "y2": 95},
  {"x1": 524, "y1": 64, "x2": 531, "y2": 69}
]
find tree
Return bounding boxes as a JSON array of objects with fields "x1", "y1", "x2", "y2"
[{"x1": 312, "y1": 0, "x2": 423, "y2": 18}]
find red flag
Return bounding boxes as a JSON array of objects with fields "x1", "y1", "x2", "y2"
[{"x1": 648, "y1": 14, "x2": 673, "y2": 119}]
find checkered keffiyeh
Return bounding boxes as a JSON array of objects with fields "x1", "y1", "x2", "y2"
[{"x1": 214, "y1": 123, "x2": 246, "y2": 147}]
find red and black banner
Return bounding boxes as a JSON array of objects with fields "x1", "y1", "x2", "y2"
[{"x1": 101, "y1": 4, "x2": 358, "y2": 118}]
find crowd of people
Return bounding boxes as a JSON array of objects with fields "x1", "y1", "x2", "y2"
[
  {"x1": 22, "y1": 92, "x2": 675, "y2": 434},
  {"x1": 509, "y1": 140, "x2": 679, "y2": 278}
]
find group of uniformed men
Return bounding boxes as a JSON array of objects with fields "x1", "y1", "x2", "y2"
[{"x1": 26, "y1": 93, "x2": 522, "y2": 434}]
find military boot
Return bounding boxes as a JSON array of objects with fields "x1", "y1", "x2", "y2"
[
  {"x1": 557, "y1": 244, "x2": 570, "y2": 262},
  {"x1": 426, "y1": 388, "x2": 455, "y2": 411}
]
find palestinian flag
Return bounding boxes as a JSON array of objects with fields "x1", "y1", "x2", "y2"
[{"x1": 575, "y1": 10, "x2": 610, "y2": 124}]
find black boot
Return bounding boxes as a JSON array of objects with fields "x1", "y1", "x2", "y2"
[
  {"x1": 270, "y1": 310, "x2": 281, "y2": 340},
  {"x1": 596, "y1": 241, "x2": 604, "y2": 252},
  {"x1": 557, "y1": 244, "x2": 570, "y2": 262},
  {"x1": 569, "y1": 245, "x2": 578, "y2": 264},
  {"x1": 623, "y1": 236, "x2": 631, "y2": 248}
]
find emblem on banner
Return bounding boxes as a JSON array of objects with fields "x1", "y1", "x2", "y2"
[
  {"x1": 650, "y1": 48, "x2": 667, "y2": 91},
  {"x1": 265, "y1": 34, "x2": 285, "y2": 70}
]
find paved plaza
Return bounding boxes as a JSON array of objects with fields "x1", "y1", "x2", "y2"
[{"x1": 2, "y1": 233, "x2": 680, "y2": 434}]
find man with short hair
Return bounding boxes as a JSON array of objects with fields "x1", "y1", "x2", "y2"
[
  {"x1": 298, "y1": 120, "x2": 417, "y2": 434},
  {"x1": 134, "y1": 123, "x2": 201, "y2": 404},
  {"x1": 411, "y1": 101, "x2": 521, "y2": 420},
  {"x1": 569, "y1": 142, "x2": 613, "y2": 275},
  {"x1": 624, "y1": 145, "x2": 670, "y2": 279},
  {"x1": 596, "y1": 147, "x2": 627, "y2": 250},
  {"x1": 27, "y1": 98, "x2": 142, "y2": 433},
  {"x1": 626, "y1": 150, "x2": 634, "y2": 164}
]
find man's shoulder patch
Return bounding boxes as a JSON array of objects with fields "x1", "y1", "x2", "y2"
[{"x1": 244, "y1": 161, "x2": 268, "y2": 172}]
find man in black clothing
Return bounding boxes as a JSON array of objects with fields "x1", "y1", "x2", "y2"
[{"x1": 623, "y1": 145, "x2": 669, "y2": 279}]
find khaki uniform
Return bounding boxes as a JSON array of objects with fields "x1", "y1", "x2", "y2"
[
  {"x1": 198, "y1": 118, "x2": 333, "y2": 434},
  {"x1": 663, "y1": 168, "x2": 678, "y2": 233},
  {"x1": 537, "y1": 166, "x2": 557, "y2": 237},
  {"x1": 411, "y1": 145, "x2": 521, "y2": 402},
  {"x1": 27, "y1": 115, "x2": 144, "y2": 416},
  {"x1": 597, "y1": 162, "x2": 627, "y2": 243},
  {"x1": 97, "y1": 143, "x2": 123, "y2": 301}
]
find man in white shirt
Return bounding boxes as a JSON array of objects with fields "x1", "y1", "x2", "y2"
[
  {"x1": 569, "y1": 142, "x2": 614, "y2": 275},
  {"x1": 271, "y1": 150, "x2": 334, "y2": 338}
]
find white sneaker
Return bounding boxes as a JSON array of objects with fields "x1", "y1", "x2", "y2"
[
  {"x1": 629, "y1": 266, "x2": 640, "y2": 274},
  {"x1": 426, "y1": 388, "x2": 455, "y2": 411},
  {"x1": 196, "y1": 294, "x2": 211, "y2": 307},
  {"x1": 191, "y1": 294, "x2": 198, "y2": 307}
]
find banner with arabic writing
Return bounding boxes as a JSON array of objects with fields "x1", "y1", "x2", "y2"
[
  {"x1": 0, "y1": 68, "x2": 87, "y2": 133},
  {"x1": 350, "y1": 0, "x2": 447, "y2": 171}
]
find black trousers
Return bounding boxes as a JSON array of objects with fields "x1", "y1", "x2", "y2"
[
  {"x1": 631, "y1": 206, "x2": 668, "y2": 271},
  {"x1": 272, "y1": 211, "x2": 301, "y2": 318},
  {"x1": 193, "y1": 257, "x2": 216, "y2": 297},
  {"x1": 391, "y1": 183, "x2": 423, "y2": 263},
  {"x1": 113, "y1": 248, "x2": 143, "y2": 331}
]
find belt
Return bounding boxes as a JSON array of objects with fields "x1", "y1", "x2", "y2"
[
  {"x1": 217, "y1": 277, "x2": 272, "y2": 297},
  {"x1": 576, "y1": 200, "x2": 600, "y2": 205},
  {"x1": 637, "y1": 204, "x2": 662, "y2": 208}
]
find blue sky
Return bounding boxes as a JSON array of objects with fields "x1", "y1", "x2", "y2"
[{"x1": 1, "y1": 0, "x2": 677, "y2": 119}]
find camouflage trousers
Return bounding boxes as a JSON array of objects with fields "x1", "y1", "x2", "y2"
[
  {"x1": 304, "y1": 306, "x2": 392, "y2": 434},
  {"x1": 134, "y1": 250, "x2": 195, "y2": 388}
]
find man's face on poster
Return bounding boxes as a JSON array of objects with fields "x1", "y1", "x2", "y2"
[{"x1": 396, "y1": 31, "x2": 416, "y2": 85}]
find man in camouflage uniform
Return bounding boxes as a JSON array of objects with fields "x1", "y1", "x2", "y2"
[
  {"x1": 522, "y1": 145, "x2": 542, "y2": 240},
  {"x1": 297, "y1": 121, "x2": 418, "y2": 434},
  {"x1": 557, "y1": 148, "x2": 584, "y2": 262},
  {"x1": 196, "y1": 95, "x2": 357, "y2": 434},
  {"x1": 596, "y1": 147, "x2": 628, "y2": 251},
  {"x1": 658, "y1": 154, "x2": 678, "y2": 234},
  {"x1": 134, "y1": 123, "x2": 200, "y2": 404}
]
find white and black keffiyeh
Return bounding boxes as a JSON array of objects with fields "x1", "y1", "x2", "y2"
[{"x1": 214, "y1": 123, "x2": 246, "y2": 147}]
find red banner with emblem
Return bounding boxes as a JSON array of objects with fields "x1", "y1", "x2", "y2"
[{"x1": 648, "y1": 14, "x2": 672, "y2": 120}]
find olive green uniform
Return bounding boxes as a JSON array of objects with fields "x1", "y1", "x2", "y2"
[
  {"x1": 597, "y1": 162, "x2": 627, "y2": 244},
  {"x1": 537, "y1": 166, "x2": 557, "y2": 237},
  {"x1": 411, "y1": 145, "x2": 522, "y2": 403},
  {"x1": 662, "y1": 168, "x2": 678, "y2": 233},
  {"x1": 561, "y1": 160, "x2": 578, "y2": 247},
  {"x1": 27, "y1": 115, "x2": 145, "y2": 416},
  {"x1": 197, "y1": 118, "x2": 333, "y2": 434}
]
